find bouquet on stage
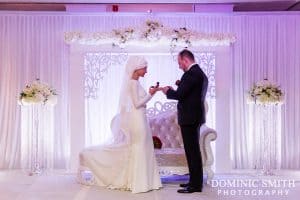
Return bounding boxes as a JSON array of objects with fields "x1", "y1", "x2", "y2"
[
  {"x1": 247, "y1": 79, "x2": 283, "y2": 105},
  {"x1": 18, "y1": 79, "x2": 57, "y2": 106}
]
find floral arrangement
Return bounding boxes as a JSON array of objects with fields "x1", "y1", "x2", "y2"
[
  {"x1": 247, "y1": 79, "x2": 284, "y2": 105},
  {"x1": 171, "y1": 27, "x2": 192, "y2": 48},
  {"x1": 64, "y1": 31, "x2": 83, "y2": 43},
  {"x1": 64, "y1": 20, "x2": 236, "y2": 48},
  {"x1": 18, "y1": 79, "x2": 57, "y2": 106},
  {"x1": 152, "y1": 136, "x2": 162, "y2": 149},
  {"x1": 143, "y1": 20, "x2": 163, "y2": 41},
  {"x1": 112, "y1": 28, "x2": 134, "y2": 48}
]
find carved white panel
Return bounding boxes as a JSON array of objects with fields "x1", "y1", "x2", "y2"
[
  {"x1": 195, "y1": 52, "x2": 216, "y2": 99},
  {"x1": 84, "y1": 52, "x2": 128, "y2": 99}
]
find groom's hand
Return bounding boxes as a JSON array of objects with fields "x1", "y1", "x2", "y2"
[
  {"x1": 175, "y1": 80, "x2": 181, "y2": 86},
  {"x1": 162, "y1": 86, "x2": 173, "y2": 94}
]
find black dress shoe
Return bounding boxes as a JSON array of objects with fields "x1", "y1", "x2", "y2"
[
  {"x1": 177, "y1": 186, "x2": 202, "y2": 193},
  {"x1": 179, "y1": 183, "x2": 190, "y2": 187}
]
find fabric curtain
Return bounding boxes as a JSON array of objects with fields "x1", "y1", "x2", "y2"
[
  {"x1": 230, "y1": 15, "x2": 300, "y2": 169},
  {"x1": 0, "y1": 14, "x2": 70, "y2": 169}
]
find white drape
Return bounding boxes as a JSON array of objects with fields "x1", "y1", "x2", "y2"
[
  {"x1": 0, "y1": 12, "x2": 299, "y2": 169},
  {"x1": 0, "y1": 14, "x2": 70, "y2": 169},
  {"x1": 230, "y1": 14, "x2": 300, "y2": 169}
]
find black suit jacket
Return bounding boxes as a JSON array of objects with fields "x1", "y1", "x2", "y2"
[{"x1": 167, "y1": 64, "x2": 208, "y2": 126}]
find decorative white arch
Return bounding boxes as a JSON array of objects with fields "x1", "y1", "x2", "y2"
[{"x1": 66, "y1": 20, "x2": 234, "y2": 171}]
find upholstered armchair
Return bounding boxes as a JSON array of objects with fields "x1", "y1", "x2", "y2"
[{"x1": 147, "y1": 101, "x2": 217, "y2": 183}]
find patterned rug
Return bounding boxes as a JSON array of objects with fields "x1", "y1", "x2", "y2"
[{"x1": 161, "y1": 174, "x2": 189, "y2": 184}]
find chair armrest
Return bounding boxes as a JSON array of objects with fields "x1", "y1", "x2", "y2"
[{"x1": 200, "y1": 125, "x2": 217, "y2": 166}]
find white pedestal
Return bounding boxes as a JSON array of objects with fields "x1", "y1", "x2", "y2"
[
  {"x1": 252, "y1": 104, "x2": 282, "y2": 175},
  {"x1": 20, "y1": 104, "x2": 55, "y2": 175}
]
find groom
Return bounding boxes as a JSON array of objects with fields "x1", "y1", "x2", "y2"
[{"x1": 162, "y1": 49, "x2": 208, "y2": 193}]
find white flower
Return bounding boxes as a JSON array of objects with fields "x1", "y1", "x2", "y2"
[
  {"x1": 254, "y1": 87, "x2": 262, "y2": 94},
  {"x1": 43, "y1": 88, "x2": 51, "y2": 96}
]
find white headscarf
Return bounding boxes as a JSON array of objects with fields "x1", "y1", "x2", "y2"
[
  {"x1": 125, "y1": 56, "x2": 148, "y2": 78},
  {"x1": 110, "y1": 56, "x2": 148, "y2": 144},
  {"x1": 118, "y1": 56, "x2": 147, "y2": 113}
]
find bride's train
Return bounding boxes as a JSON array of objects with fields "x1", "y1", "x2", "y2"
[{"x1": 78, "y1": 127, "x2": 162, "y2": 193}]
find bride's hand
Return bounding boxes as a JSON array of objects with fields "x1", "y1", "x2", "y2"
[{"x1": 149, "y1": 87, "x2": 160, "y2": 95}]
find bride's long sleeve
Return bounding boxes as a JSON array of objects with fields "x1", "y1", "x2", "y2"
[{"x1": 130, "y1": 81, "x2": 152, "y2": 109}]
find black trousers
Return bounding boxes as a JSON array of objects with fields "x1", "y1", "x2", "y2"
[{"x1": 180, "y1": 123, "x2": 203, "y2": 188}]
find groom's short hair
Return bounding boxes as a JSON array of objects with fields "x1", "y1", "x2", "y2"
[{"x1": 179, "y1": 49, "x2": 195, "y2": 61}]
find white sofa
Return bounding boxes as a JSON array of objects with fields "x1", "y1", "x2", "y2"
[{"x1": 147, "y1": 101, "x2": 217, "y2": 183}]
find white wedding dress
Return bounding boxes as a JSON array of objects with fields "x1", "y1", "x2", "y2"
[{"x1": 78, "y1": 79, "x2": 162, "y2": 193}]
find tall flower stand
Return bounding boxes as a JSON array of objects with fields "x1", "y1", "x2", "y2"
[
  {"x1": 247, "y1": 79, "x2": 283, "y2": 175},
  {"x1": 20, "y1": 103, "x2": 55, "y2": 175},
  {"x1": 254, "y1": 104, "x2": 282, "y2": 175}
]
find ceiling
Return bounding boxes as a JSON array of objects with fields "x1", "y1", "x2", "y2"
[{"x1": 0, "y1": 0, "x2": 299, "y2": 12}]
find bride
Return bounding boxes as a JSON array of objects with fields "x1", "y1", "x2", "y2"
[{"x1": 78, "y1": 56, "x2": 162, "y2": 193}]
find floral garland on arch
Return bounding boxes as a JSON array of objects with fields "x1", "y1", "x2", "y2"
[
  {"x1": 18, "y1": 79, "x2": 58, "y2": 106},
  {"x1": 247, "y1": 79, "x2": 284, "y2": 106},
  {"x1": 64, "y1": 20, "x2": 236, "y2": 48}
]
